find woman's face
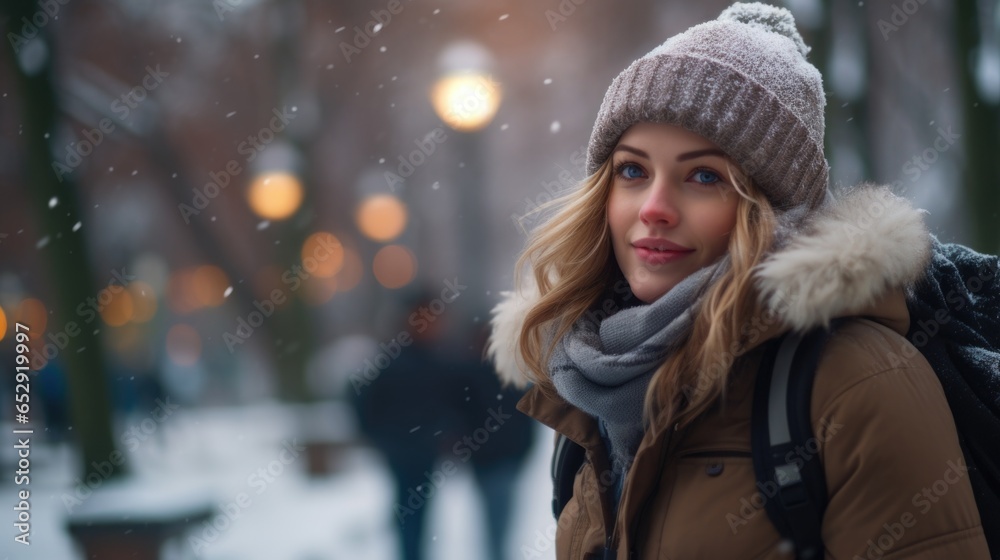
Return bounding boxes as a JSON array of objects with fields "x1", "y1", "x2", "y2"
[{"x1": 607, "y1": 122, "x2": 740, "y2": 303}]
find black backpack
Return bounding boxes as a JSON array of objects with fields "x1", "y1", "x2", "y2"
[{"x1": 551, "y1": 239, "x2": 1000, "y2": 559}]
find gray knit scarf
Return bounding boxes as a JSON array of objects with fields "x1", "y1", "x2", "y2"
[{"x1": 549, "y1": 258, "x2": 730, "y2": 477}]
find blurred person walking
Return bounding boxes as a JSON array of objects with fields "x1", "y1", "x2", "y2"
[{"x1": 351, "y1": 295, "x2": 467, "y2": 560}]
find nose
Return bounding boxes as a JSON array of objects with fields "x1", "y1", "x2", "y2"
[{"x1": 638, "y1": 178, "x2": 680, "y2": 227}]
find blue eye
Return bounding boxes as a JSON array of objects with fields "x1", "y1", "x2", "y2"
[
  {"x1": 616, "y1": 163, "x2": 645, "y2": 180},
  {"x1": 691, "y1": 169, "x2": 721, "y2": 184}
]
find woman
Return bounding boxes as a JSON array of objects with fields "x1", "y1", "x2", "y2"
[{"x1": 488, "y1": 3, "x2": 990, "y2": 559}]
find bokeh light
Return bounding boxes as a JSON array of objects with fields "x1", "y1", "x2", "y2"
[
  {"x1": 247, "y1": 171, "x2": 304, "y2": 220},
  {"x1": 166, "y1": 323, "x2": 201, "y2": 366},
  {"x1": 0, "y1": 305, "x2": 6, "y2": 343},
  {"x1": 430, "y1": 72, "x2": 502, "y2": 132},
  {"x1": 301, "y1": 232, "x2": 344, "y2": 278},
  {"x1": 336, "y1": 247, "x2": 363, "y2": 293},
  {"x1": 14, "y1": 298, "x2": 47, "y2": 334},
  {"x1": 372, "y1": 245, "x2": 417, "y2": 289},
  {"x1": 99, "y1": 287, "x2": 134, "y2": 327},
  {"x1": 128, "y1": 281, "x2": 159, "y2": 323},
  {"x1": 192, "y1": 265, "x2": 229, "y2": 308},
  {"x1": 168, "y1": 269, "x2": 199, "y2": 315},
  {"x1": 168, "y1": 266, "x2": 229, "y2": 313},
  {"x1": 356, "y1": 195, "x2": 407, "y2": 242}
]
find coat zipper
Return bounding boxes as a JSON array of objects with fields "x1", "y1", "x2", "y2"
[
  {"x1": 586, "y1": 446, "x2": 620, "y2": 558},
  {"x1": 625, "y1": 427, "x2": 673, "y2": 558}
]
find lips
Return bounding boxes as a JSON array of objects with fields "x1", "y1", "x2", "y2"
[{"x1": 632, "y1": 237, "x2": 694, "y2": 265}]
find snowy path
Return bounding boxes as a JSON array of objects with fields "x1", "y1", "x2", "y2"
[{"x1": 0, "y1": 403, "x2": 557, "y2": 560}]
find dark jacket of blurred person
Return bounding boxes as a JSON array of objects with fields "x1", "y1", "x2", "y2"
[{"x1": 351, "y1": 305, "x2": 534, "y2": 560}]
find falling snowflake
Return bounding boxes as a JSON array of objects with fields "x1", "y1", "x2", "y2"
[
  {"x1": 48, "y1": 197, "x2": 58, "y2": 208},
  {"x1": 550, "y1": 121, "x2": 561, "y2": 133}
]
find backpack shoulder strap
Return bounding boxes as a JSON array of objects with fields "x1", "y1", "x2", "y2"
[
  {"x1": 752, "y1": 319, "x2": 846, "y2": 560},
  {"x1": 552, "y1": 433, "x2": 587, "y2": 519}
]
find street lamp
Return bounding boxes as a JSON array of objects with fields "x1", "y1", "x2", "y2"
[
  {"x1": 245, "y1": 140, "x2": 304, "y2": 220},
  {"x1": 247, "y1": 171, "x2": 303, "y2": 220},
  {"x1": 356, "y1": 193, "x2": 408, "y2": 242},
  {"x1": 430, "y1": 41, "x2": 502, "y2": 132},
  {"x1": 429, "y1": 41, "x2": 500, "y2": 320}
]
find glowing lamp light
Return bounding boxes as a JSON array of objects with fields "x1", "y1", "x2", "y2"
[
  {"x1": 336, "y1": 247, "x2": 363, "y2": 293},
  {"x1": 15, "y1": 298, "x2": 47, "y2": 334},
  {"x1": 373, "y1": 245, "x2": 416, "y2": 289},
  {"x1": 99, "y1": 287, "x2": 134, "y2": 327},
  {"x1": 356, "y1": 194, "x2": 407, "y2": 242},
  {"x1": 431, "y1": 72, "x2": 502, "y2": 132},
  {"x1": 247, "y1": 171, "x2": 303, "y2": 220},
  {"x1": 128, "y1": 281, "x2": 158, "y2": 323},
  {"x1": 168, "y1": 269, "x2": 198, "y2": 315},
  {"x1": 301, "y1": 232, "x2": 344, "y2": 278},
  {"x1": 192, "y1": 265, "x2": 229, "y2": 308}
]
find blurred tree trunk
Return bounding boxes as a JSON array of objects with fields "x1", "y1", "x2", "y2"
[
  {"x1": 955, "y1": 0, "x2": 1000, "y2": 253},
  {"x1": 266, "y1": 0, "x2": 318, "y2": 402},
  {"x1": 2, "y1": 1, "x2": 122, "y2": 479}
]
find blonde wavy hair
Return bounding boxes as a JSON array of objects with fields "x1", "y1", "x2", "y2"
[{"x1": 515, "y1": 155, "x2": 778, "y2": 429}]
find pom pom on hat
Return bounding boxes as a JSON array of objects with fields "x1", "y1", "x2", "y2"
[{"x1": 719, "y1": 2, "x2": 810, "y2": 57}]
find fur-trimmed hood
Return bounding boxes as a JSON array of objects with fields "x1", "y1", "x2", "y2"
[{"x1": 487, "y1": 184, "x2": 933, "y2": 388}]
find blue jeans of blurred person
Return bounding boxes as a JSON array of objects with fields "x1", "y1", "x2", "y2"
[
  {"x1": 473, "y1": 458, "x2": 524, "y2": 560},
  {"x1": 388, "y1": 451, "x2": 437, "y2": 560}
]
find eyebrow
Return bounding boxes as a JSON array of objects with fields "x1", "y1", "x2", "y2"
[
  {"x1": 613, "y1": 145, "x2": 727, "y2": 162},
  {"x1": 677, "y1": 148, "x2": 728, "y2": 161}
]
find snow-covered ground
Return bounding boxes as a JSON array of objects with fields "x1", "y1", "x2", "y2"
[{"x1": 0, "y1": 402, "x2": 557, "y2": 560}]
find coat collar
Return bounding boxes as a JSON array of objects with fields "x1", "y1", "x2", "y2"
[{"x1": 489, "y1": 183, "x2": 932, "y2": 392}]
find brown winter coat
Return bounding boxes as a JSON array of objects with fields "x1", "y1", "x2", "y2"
[{"x1": 489, "y1": 186, "x2": 991, "y2": 559}]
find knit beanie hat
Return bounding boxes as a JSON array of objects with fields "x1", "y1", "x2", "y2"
[{"x1": 586, "y1": 2, "x2": 828, "y2": 212}]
